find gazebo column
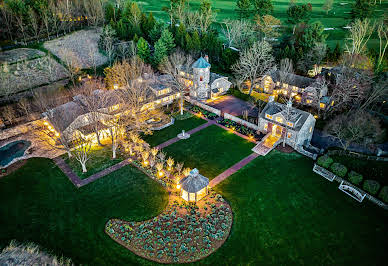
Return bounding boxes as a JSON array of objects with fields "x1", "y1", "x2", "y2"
[
  {"x1": 195, "y1": 192, "x2": 197, "y2": 202},
  {"x1": 188, "y1": 192, "x2": 190, "y2": 201}
]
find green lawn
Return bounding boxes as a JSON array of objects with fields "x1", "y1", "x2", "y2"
[
  {"x1": 163, "y1": 125, "x2": 255, "y2": 179},
  {"x1": 143, "y1": 115, "x2": 207, "y2": 147},
  {"x1": 63, "y1": 145, "x2": 124, "y2": 179},
  {"x1": 206, "y1": 150, "x2": 388, "y2": 265},
  {"x1": 0, "y1": 158, "x2": 168, "y2": 265},
  {"x1": 331, "y1": 155, "x2": 388, "y2": 186},
  {"x1": 137, "y1": 0, "x2": 388, "y2": 49},
  {"x1": 1, "y1": 152, "x2": 387, "y2": 265}
]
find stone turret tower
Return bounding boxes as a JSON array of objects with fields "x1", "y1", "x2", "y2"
[{"x1": 191, "y1": 56, "x2": 211, "y2": 99}]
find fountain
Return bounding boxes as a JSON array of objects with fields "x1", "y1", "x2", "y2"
[{"x1": 177, "y1": 129, "x2": 190, "y2": 139}]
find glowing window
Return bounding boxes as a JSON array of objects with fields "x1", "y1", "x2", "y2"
[
  {"x1": 200, "y1": 76, "x2": 203, "y2": 81},
  {"x1": 306, "y1": 99, "x2": 312, "y2": 104},
  {"x1": 276, "y1": 117, "x2": 283, "y2": 123},
  {"x1": 320, "y1": 103, "x2": 325, "y2": 109},
  {"x1": 287, "y1": 132, "x2": 292, "y2": 138},
  {"x1": 309, "y1": 127, "x2": 313, "y2": 133},
  {"x1": 287, "y1": 122, "x2": 293, "y2": 127},
  {"x1": 265, "y1": 114, "x2": 272, "y2": 119}
]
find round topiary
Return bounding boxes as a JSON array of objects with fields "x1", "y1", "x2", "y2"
[
  {"x1": 317, "y1": 155, "x2": 333, "y2": 169},
  {"x1": 348, "y1": 171, "x2": 363, "y2": 185},
  {"x1": 363, "y1": 180, "x2": 381, "y2": 195},
  {"x1": 378, "y1": 186, "x2": 388, "y2": 203},
  {"x1": 330, "y1": 162, "x2": 347, "y2": 177}
]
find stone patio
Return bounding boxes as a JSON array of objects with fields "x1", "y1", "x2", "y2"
[{"x1": 205, "y1": 95, "x2": 258, "y2": 117}]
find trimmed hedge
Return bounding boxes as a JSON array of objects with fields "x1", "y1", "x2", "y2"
[
  {"x1": 330, "y1": 162, "x2": 347, "y2": 177},
  {"x1": 363, "y1": 180, "x2": 381, "y2": 196},
  {"x1": 317, "y1": 155, "x2": 333, "y2": 169},
  {"x1": 348, "y1": 171, "x2": 363, "y2": 185},
  {"x1": 378, "y1": 186, "x2": 388, "y2": 203}
]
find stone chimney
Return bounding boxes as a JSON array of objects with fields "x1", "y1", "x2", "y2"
[
  {"x1": 204, "y1": 55, "x2": 209, "y2": 62},
  {"x1": 268, "y1": 95, "x2": 275, "y2": 102}
]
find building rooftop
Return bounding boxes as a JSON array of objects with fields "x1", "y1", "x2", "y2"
[
  {"x1": 192, "y1": 57, "x2": 211, "y2": 69},
  {"x1": 179, "y1": 168, "x2": 209, "y2": 193}
]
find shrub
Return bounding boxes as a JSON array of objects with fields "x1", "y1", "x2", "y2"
[
  {"x1": 378, "y1": 186, "x2": 388, "y2": 203},
  {"x1": 317, "y1": 155, "x2": 333, "y2": 168},
  {"x1": 348, "y1": 171, "x2": 363, "y2": 185},
  {"x1": 330, "y1": 163, "x2": 347, "y2": 177},
  {"x1": 363, "y1": 180, "x2": 381, "y2": 195}
]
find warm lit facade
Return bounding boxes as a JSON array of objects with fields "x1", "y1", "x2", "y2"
[
  {"x1": 178, "y1": 168, "x2": 209, "y2": 202},
  {"x1": 180, "y1": 56, "x2": 232, "y2": 100}
]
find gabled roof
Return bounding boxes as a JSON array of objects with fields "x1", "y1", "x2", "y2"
[
  {"x1": 192, "y1": 57, "x2": 211, "y2": 69},
  {"x1": 268, "y1": 70, "x2": 315, "y2": 88},
  {"x1": 261, "y1": 101, "x2": 313, "y2": 131},
  {"x1": 179, "y1": 168, "x2": 209, "y2": 193},
  {"x1": 45, "y1": 101, "x2": 86, "y2": 133}
]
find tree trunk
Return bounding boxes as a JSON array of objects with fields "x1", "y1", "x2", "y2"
[
  {"x1": 81, "y1": 162, "x2": 87, "y2": 173},
  {"x1": 112, "y1": 145, "x2": 116, "y2": 159},
  {"x1": 180, "y1": 98, "x2": 184, "y2": 115},
  {"x1": 67, "y1": 150, "x2": 72, "y2": 158}
]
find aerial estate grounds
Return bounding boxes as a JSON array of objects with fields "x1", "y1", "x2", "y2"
[{"x1": 0, "y1": 150, "x2": 387, "y2": 264}]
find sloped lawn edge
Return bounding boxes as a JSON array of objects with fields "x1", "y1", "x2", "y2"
[{"x1": 105, "y1": 193, "x2": 233, "y2": 263}]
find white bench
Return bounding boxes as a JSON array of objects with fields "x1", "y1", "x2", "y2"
[{"x1": 338, "y1": 181, "x2": 366, "y2": 203}]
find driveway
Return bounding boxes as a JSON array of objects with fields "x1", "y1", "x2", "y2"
[{"x1": 205, "y1": 95, "x2": 258, "y2": 117}]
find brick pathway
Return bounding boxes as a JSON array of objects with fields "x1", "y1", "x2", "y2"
[
  {"x1": 53, "y1": 157, "x2": 83, "y2": 188},
  {"x1": 81, "y1": 159, "x2": 131, "y2": 186},
  {"x1": 209, "y1": 153, "x2": 259, "y2": 187},
  {"x1": 156, "y1": 120, "x2": 215, "y2": 149}
]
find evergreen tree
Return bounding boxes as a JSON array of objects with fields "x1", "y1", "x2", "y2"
[
  {"x1": 287, "y1": 3, "x2": 312, "y2": 26},
  {"x1": 153, "y1": 39, "x2": 168, "y2": 67},
  {"x1": 185, "y1": 33, "x2": 194, "y2": 52},
  {"x1": 252, "y1": 0, "x2": 273, "y2": 16},
  {"x1": 149, "y1": 22, "x2": 165, "y2": 44},
  {"x1": 176, "y1": 23, "x2": 187, "y2": 48},
  {"x1": 160, "y1": 28, "x2": 175, "y2": 53},
  {"x1": 236, "y1": 0, "x2": 251, "y2": 19},
  {"x1": 351, "y1": 0, "x2": 374, "y2": 20},
  {"x1": 105, "y1": 2, "x2": 116, "y2": 22},
  {"x1": 133, "y1": 33, "x2": 139, "y2": 43},
  {"x1": 137, "y1": 37, "x2": 150, "y2": 62},
  {"x1": 332, "y1": 42, "x2": 342, "y2": 62},
  {"x1": 191, "y1": 30, "x2": 201, "y2": 54}
]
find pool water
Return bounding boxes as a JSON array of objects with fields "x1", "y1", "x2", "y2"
[{"x1": 0, "y1": 140, "x2": 31, "y2": 167}]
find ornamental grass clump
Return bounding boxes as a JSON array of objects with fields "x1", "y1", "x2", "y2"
[
  {"x1": 363, "y1": 180, "x2": 381, "y2": 195},
  {"x1": 348, "y1": 171, "x2": 363, "y2": 185},
  {"x1": 330, "y1": 162, "x2": 347, "y2": 177}
]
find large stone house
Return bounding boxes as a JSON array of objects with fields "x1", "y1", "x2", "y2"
[
  {"x1": 43, "y1": 76, "x2": 180, "y2": 142},
  {"x1": 252, "y1": 97, "x2": 316, "y2": 155},
  {"x1": 260, "y1": 70, "x2": 332, "y2": 109},
  {"x1": 180, "y1": 56, "x2": 232, "y2": 100}
]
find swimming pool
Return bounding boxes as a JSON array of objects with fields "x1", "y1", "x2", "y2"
[{"x1": 0, "y1": 140, "x2": 31, "y2": 167}]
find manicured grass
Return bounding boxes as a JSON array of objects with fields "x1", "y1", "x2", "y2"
[
  {"x1": 138, "y1": 0, "x2": 388, "y2": 49},
  {"x1": 0, "y1": 158, "x2": 168, "y2": 265},
  {"x1": 163, "y1": 125, "x2": 255, "y2": 179},
  {"x1": 63, "y1": 145, "x2": 124, "y2": 179},
  {"x1": 331, "y1": 155, "x2": 388, "y2": 186},
  {"x1": 206, "y1": 150, "x2": 388, "y2": 265},
  {"x1": 143, "y1": 115, "x2": 207, "y2": 147}
]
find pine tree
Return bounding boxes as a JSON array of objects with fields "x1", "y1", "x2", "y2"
[
  {"x1": 137, "y1": 37, "x2": 151, "y2": 62},
  {"x1": 351, "y1": 0, "x2": 374, "y2": 20},
  {"x1": 236, "y1": 0, "x2": 251, "y2": 19},
  {"x1": 176, "y1": 23, "x2": 187, "y2": 48},
  {"x1": 153, "y1": 39, "x2": 168, "y2": 67},
  {"x1": 160, "y1": 28, "x2": 175, "y2": 53},
  {"x1": 185, "y1": 33, "x2": 193, "y2": 52},
  {"x1": 191, "y1": 30, "x2": 201, "y2": 54},
  {"x1": 149, "y1": 22, "x2": 165, "y2": 44},
  {"x1": 252, "y1": 0, "x2": 273, "y2": 16}
]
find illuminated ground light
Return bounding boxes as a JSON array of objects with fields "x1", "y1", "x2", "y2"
[
  {"x1": 177, "y1": 184, "x2": 181, "y2": 189},
  {"x1": 143, "y1": 160, "x2": 149, "y2": 167},
  {"x1": 158, "y1": 171, "x2": 164, "y2": 177}
]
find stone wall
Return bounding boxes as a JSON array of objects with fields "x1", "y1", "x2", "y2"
[
  {"x1": 223, "y1": 113, "x2": 259, "y2": 131},
  {"x1": 185, "y1": 97, "x2": 221, "y2": 116}
]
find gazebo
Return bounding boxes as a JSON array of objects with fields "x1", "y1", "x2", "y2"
[{"x1": 178, "y1": 168, "x2": 209, "y2": 202}]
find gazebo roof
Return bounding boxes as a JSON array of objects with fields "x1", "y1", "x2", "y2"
[
  {"x1": 179, "y1": 168, "x2": 209, "y2": 193},
  {"x1": 192, "y1": 57, "x2": 211, "y2": 69}
]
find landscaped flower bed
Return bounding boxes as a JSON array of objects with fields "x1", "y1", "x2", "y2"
[
  {"x1": 105, "y1": 193, "x2": 233, "y2": 263},
  {"x1": 185, "y1": 104, "x2": 218, "y2": 120},
  {"x1": 217, "y1": 118, "x2": 263, "y2": 140}
]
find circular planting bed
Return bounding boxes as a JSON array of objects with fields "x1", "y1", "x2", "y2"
[{"x1": 105, "y1": 192, "x2": 232, "y2": 263}]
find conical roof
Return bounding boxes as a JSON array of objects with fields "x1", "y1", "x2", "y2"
[
  {"x1": 179, "y1": 168, "x2": 209, "y2": 193},
  {"x1": 192, "y1": 57, "x2": 211, "y2": 69}
]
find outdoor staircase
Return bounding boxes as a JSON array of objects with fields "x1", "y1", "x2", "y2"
[{"x1": 252, "y1": 133, "x2": 281, "y2": 156}]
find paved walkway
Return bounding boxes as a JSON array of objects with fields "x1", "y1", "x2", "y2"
[
  {"x1": 54, "y1": 157, "x2": 131, "y2": 188},
  {"x1": 209, "y1": 153, "x2": 259, "y2": 187},
  {"x1": 156, "y1": 120, "x2": 215, "y2": 149}
]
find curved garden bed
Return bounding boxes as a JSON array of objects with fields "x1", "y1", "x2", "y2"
[{"x1": 105, "y1": 192, "x2": 233, "y2": 263}]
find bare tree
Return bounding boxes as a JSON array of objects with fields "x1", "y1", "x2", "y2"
[
  {"x1": 324, "y1": 111, "x2": 384, "y2": 151},
  {"x1": 28, "y1": 8, "x2": 40, "y2": 41},
  {"x1": 17, "y1": 98, "x2": 31, "y2": 118},
  {"x1": 255, "y1": 15, "x2": 281, "y2": 40},
  {"x1": 0, "y1": 5, "x2": 14, "y2": 41},
  {"x1": 105, "y1": 116, "x2": 124, "y2": 159},
  {"x1": 159, "y1": 50, "x2": 194, "y2": 115},
  {"x1": 232, "y1": 41, "x2": 276, "y2": 96},
  {"x1": 376, "y1": 19, "x2": 388, "y2": 71},
  {"x1": 83, "y1": 0, "x2": 105, "y2": 29},
  {"x1": 345, "y1": 19, "x2": 375, "y2": 56},
  {"x1": 2, "y1": 105, "x2": 16, "y2": 126},
  {"x1": 297, "y1": 43, "x2": 327, "y2": 75},
  {"x1": 360, "y1": 76, "x2": 388, "y2": 110},
  {"x1": 221, "y1": 19, "x2": 254, "y2": 49},
  {"x1": 72, "y1": 131, "x2": 92, "y2": 173},
  {"x1": 59, "y1": 49, "x2": 81, "y2": 86}
]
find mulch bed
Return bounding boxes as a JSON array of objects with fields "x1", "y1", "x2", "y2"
[
  {"x1": 276, "y1": 144, "x2": 294, "y2": 153},
  {"x1": 105, "y1": 192, "x2": 233, "y2": 263},
  {"x1": 0, "y1": 160, "x2": 26, "y2": 178}
]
